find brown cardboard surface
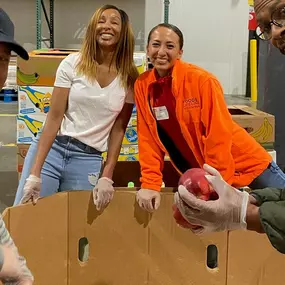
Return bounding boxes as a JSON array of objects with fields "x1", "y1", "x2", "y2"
[
  {"x1": 147, "y1": 193, "x2": 227, "y2": 285},
  {"x1": 4, "y1": 193, "x2": 68, "y2": 285},
  {"x1": 2, "y1": 190, "x2": 227, "y2": 285},
  {"x1": 68, "y1": 190, "x2": 149, "y2": 285},
  {"x1": 17, "y1": 144, "x2": 30, "y2": 173},
  {"x1": 228, "y1": 105, "x2": 275, "y2": 145},
  {"x1": 17, "y1": 50, "x2": 77, "y2": 86},
  {"x1": 227, "y1": 230, "x2": 285, "y2": 285}
]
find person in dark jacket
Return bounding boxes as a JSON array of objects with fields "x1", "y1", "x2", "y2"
[
  {"x1": 0, "y1": 8, "x2": 34, "y2": 284},
  {"x1": 174, "y1": 0, "x2": 285, "y2": 255}
]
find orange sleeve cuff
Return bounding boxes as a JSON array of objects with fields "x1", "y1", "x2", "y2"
[{"x1": 141, "y1": 183, "x2": 162, "y2": 191}]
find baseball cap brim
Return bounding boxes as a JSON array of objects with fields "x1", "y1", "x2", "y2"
[{"x1": 0, "y1": 34, "x2": 29, "y2": 60}]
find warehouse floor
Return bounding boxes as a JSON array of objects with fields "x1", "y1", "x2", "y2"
[{"x1": 0, "y1": 95, "x2": 251, "y2": 212}]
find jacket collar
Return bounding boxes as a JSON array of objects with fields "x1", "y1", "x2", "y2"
[{"x1": 148, "y1": 59, "x2": 184, "y2": 96}]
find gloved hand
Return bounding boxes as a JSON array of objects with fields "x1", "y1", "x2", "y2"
[
  {"x1": 136, "y1": 189, "x2": 161, "y2": 212},
  {"x1": 16, "y1": 280, "x2": 33, "y2": 285},
  {"x1": 174, "y1": 164, "x2": 249, "y2": 234},
  {"x1": 0, "y1": 245, "x2": 34, "y2": 284},
  {"x1": 20, "y1": 175, "x2": 41, "y2": 205},
  {"x1": 93, "y1": 177, "x2": 114, "y2": 211},
  {"x1": 0, "y1": 245, "x2": 22, "y2": 280}
]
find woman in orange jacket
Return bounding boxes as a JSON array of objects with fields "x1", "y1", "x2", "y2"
[{"x1": 134, "y1": 23, "x2": 285, "y2": 212}]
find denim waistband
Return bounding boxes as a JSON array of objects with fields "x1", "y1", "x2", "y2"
[{"x1": 55, "y1": 135, "x2": 102, "y2": 155}]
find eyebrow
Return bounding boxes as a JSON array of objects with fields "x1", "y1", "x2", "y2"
[
  {"x1": 99, "y1": 15, "x2": 120, "y2": 20},
  {"x1": 152, "y1": 40, "x2": 175, "y2": 44}
]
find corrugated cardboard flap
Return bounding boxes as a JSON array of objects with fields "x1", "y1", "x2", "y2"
[{"x1": 3, "y1": 190, "x2": 227, "y2": 285}]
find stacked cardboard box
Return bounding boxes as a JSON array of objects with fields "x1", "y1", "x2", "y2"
[
  {"x1": 17, "y1": 51, "x2": 147, "y2": 173},
  {"x1": 228, "y1": 105, "x2": 277, "y2": 162},
  {"x1": 16, "y1": 49, "x2": 77, "y2": 178},
  {"x1": 102, "y1": 53, "x2": 147, "y2": 162},
  {"x1": 228, "y1": 105, "x2": 275, "y2": 148}
]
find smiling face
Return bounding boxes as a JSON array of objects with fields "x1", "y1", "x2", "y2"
[
  {"x1": 147, "y1": 26, "x2": 183, "y2": 77},
  {"x1": 255, "y1": 0, "x2": 285, "y2": 54},
  {"x1": 0, "y1": 43, "x2": 11, "y2": 90},
  {"x1": 96, "y1": 9, "x2": 122, "y2": 50}
]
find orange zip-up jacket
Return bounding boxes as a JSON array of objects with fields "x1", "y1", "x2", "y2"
[{"x1": 134, "y1": 59, "x2": 272, "y2": 191}]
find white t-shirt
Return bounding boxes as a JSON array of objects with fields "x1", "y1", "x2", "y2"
[{"x1": 53, "y1": 52, "x2": 134, "y2": 152}]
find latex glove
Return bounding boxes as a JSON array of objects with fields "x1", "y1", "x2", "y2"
[
  {"x1": 174, "y1": 164, "x2": 249, "y2": 234},
  {"x1": 136, "y1": 189, "x2": 161, "y2": 212},
  {"x1": 93, "y1": 177, "x2": 114, "y2": 211},
  {"x1": 4, "y1": 278, "x2": 34, "y2": 285},
  {"x1": 15, "y1": 279, "x2": 34, "y2": 285},
  {"x1": 20, "y1": 175, "x2": 41, "y2": 205}
]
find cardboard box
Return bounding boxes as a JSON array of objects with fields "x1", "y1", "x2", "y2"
[
  {"x1": 228, "y1": 105, "x2": 275, "y2": 145},
  {"x1": 17, "y1": 144, "x2": 30, "y2": 173},
  {"x1": 2, "y1": 190, "x2": 228, "y2": 285},
  {"x1": 17, "y1": 114, "x2": 46, "y2": 144},
  {"x1": 102, "y1": 145, "x2": 139, "y2": 161},
  {"x1": 128, "y1": 113, "x2": 137, "y2": 127},
  {"x1": 122, "y1": 127, "x2": 138, "y2": 145},
  {"x1": 134, "y1": 52, "x2": 147, "y2": 74},
  {"x1": 17, "y1": 49, "x2": 78, "y2": 86},
  {"x1": 18, "y1": 86, "x2": 53, "y2": 115},
  {"x1": 18, "y1": 50, "x2": 146, "y2": 86},
  {"x1": 227, "y1": 230, "x2": 285, "y2": 285},
  {"x1": 118, "y1": 154, "x2": 139, "y2": 161}
]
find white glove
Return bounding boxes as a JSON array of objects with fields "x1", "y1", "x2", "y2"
[
  {"x1": 16, "y1": 280, "x2": 33, "y2": 285},
  {"x1": 136, "y1": 189, "x2": 161, "y2": 212},
  {"x1": 20, "y1": 175, "x2": 41, "y2": 205},
  {"x1": 0, "y1": 245, "x2": 34, "y2": 284},
  {"x1": 174, "y1": 164, "x2": 249, "y2": 234},
  {"x1": 93, "y1": 177, "x2": 114, "y2": 211}
]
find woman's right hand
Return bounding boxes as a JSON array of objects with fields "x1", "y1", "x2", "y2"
[{"x1": 20, "y1": 175, "x2": 41, "y2": 205}]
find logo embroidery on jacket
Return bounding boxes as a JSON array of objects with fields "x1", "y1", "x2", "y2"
[{"x1": 183, "y1": 98, "x2": 200, "y2": 109}]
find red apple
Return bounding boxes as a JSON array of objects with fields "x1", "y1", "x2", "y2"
[{"x1": 173, "y1": 168, "x2": 218, "y2": 229}]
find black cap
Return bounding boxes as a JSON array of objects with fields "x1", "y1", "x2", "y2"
[{"x1": 0, "y1": 8, "x2": 29, "y2": 60}]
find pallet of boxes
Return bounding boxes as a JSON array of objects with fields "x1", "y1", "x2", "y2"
[{"x1": 16, "y1": 49, "x2": 78, "y2": 180}]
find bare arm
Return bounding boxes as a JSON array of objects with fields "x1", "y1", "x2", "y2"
[
  {"x1": 30, "y1": 87, "x2": 69, "y2": 177},
  {"x1": 101, "y1": 103, "x2": 133, "y2": 179}
]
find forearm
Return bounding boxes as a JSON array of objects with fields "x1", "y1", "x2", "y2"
[
  {"x1": 30, "y1": 115, "x2": 62, "y2": 177},
  {"x1": 0, "y1": 217, "x2": 33, "y2": 281},
  {"x1": 102, "y1": 124, "x2": 125, "y2": 179},
  {"x1": 246, "y1": 203, "x2": 264, "y2": 233}
]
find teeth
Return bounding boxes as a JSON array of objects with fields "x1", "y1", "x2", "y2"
[{"x1": 101, "y1": 33, "x2": 113, "y2": 40}]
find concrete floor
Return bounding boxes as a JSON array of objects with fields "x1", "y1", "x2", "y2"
[{"x1": 0, "y1": 95, "x2": 251, "y2": 213}]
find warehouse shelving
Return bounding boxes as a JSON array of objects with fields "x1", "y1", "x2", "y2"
[
  {"x1": 36, "y1": 0, "x2": 54, "y2": 49},
  {"x1": 36, "y1": 0, "x2": 170, "y2": 48}
]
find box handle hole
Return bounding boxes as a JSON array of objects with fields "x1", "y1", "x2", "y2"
[
  {"x1": 207, "y1": 244, "x2": 218, "y2": 269},
  {"x1": 78, "y1": 237, "x2": 89, "y2": 263}
]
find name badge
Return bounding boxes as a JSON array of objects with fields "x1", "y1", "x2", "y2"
[{"x1": 153, "y1": 106, "x2": 169, "y2": 121}]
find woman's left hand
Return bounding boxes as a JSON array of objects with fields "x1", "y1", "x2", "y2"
[{"x1": 93, "y1": 177, "x2": 114, "y2": 211}]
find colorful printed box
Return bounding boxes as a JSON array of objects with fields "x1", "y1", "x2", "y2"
[
  {"x1": 17, "y1": 50, "x2": 146, "y2": 87},
  {"x1": 17, "y1": 49, "x2": 77, "y2": 86},
  {"x1": 122, "y1": 127, "x2": 138, "y2": 145},
  {"x1": 128, "y1": 114, "x2": 137, "y2": 127},
  {"x1": 134, "y1": 52, "x2": 147, "y2": 75},
  {"x1": 18, "y1": 86, "x2": 53, "y2": 115},
  {"x1": 17, "y1": 113, "x2": 46, "y2": 144}
]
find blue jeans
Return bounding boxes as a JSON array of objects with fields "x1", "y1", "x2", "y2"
[
  {"x1": 249, "y1": 161, "x2": 285, "y2": 189},
  {"x1": 14, "y1": 134, "x2": 103, "y2": 205}
]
